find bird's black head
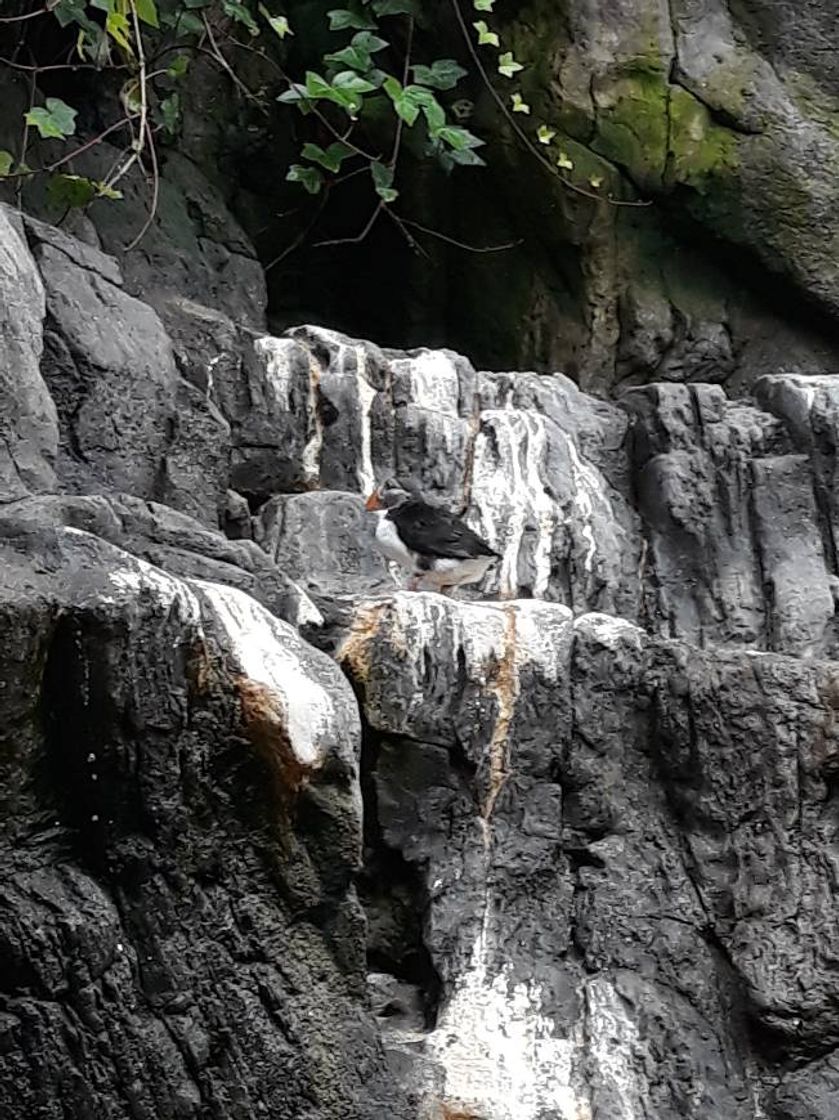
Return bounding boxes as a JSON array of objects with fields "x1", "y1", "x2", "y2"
[{"x1": 364, "y1": 479, "x2": 412, "y2": 511}]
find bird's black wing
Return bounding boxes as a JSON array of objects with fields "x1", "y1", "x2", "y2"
[{"x1": 390, "y1": 499, "x2": 498, "y2": 559}]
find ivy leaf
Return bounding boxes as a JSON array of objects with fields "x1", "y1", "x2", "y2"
[
  {"x1": 94, "y1": 181, "x2": 123, "y2": 200},
  {"x1": 160, "y1": 93, "x2": 181, "y2": 136},
  {"x1": 497, "y1": 51, "x2": 523, "y2": 78},
  {"x1": 287, "y1": 163, "x2": 324, "y2": 194},
  {"x1": 472, "y1": 20, "x2": 498, "y2": 46},
  {"x1": 332, "y1": 70, "x2": 376, "y2": 93},
  {"x1": 371, "y1": 160, "x2": 398, "y2": 202},
  {"x1": 278, "y1": 82, "x2": 307, "y2": 103},
  {"x1": 411, "y1": 59, "x2": 467, "y2": 90},
  {"x1": 447, "y1": 147, "x2": 485, "y2": 167},
  {"x1": 167, "y1": 54, "x2": 190, "y2": 79},
  {"x1": 371, "y1": 0, "x2": 419, "y2": 14},
  {"x1": 511, "y1": 92, "x2": 530, "y2": 113},
  {"x1": 537, "y1": 125, "x2": 555, "y2": 144},
  {"x1": 47, "y1": 173, "x2": 97, "y2": 209},
  {"x1": 0, "y1": 150, "x2": 13, "y2": 177},
  {"x1": 327, "y1": 7, "x2": 376, "y2": 30},
  {"x1": 25, "y1": 98, "x2": 78, "y2": 140},
  {"x1": 135, "y1": 0, "x2": 159, "y2": 27},
  {"x1": 258, "y1": 4, "x2": 292, "y2": 37},
  {"x1": 383, "y1": 77, "x2": 419, "y2": 126},
  {"x1": 384, "y1": 80, "x2": 445, "y2": 132},
  {"x1": 473, "y1": 0, "x2": 494, "y2": 8},
  {"x1": 222, "y1": 0, "x2": 259, "y2": 35},
  {"x1": 301, "y1": 140, "x2": 352, "y2": 172},
  {"x1": 105, "y1": 10, "x2": 132, "y2": 52},
  {"x1": 556, "y1": 150, "x2": 574, "y2": 170},
  {"x1": 436, "y1": 125, "x2": 483, "y2": 151},
  {"x1": 589, "y1": 174, "x2": 604, "y2": 188}
]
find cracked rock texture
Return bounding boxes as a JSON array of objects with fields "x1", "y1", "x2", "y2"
[{"x1": 4, "y1": 78, "x2": 839, "y2": 1114}]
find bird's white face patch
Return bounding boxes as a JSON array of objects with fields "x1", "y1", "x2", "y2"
[{"x1": 373, "y1": 512, "x2": 417, "y2": 571}]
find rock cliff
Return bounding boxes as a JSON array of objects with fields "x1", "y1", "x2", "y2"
[{"x1": 3, "y1": 181, "x2": 839, "y2": 1120}]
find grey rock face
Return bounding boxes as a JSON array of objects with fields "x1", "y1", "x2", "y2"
[
  {"x1": 0, "y1": 524, "x2": 410, "y2": 1120},
  {"x1": 0, "y1": 205, "x2": 58, "y2": 500}
]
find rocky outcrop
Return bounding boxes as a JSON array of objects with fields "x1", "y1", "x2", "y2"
[{"x1": 4, "y1": 201, "x2": 839, "y2": 1118}]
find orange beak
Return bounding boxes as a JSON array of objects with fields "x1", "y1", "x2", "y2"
[{"x1": 364, "y1": 489, "x2": 383, "y2": 511}]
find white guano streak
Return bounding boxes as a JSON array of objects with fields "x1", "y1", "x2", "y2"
[
  {"x1": 354, "y1": 345, "x2": 377, "y2": 496},
  {"x1": 468, "y1": 410, "x2": 555, "y2": 598},
  {"x1": 255, "y1": 336, "x2": 321, "y2": 485},
  {"x1": 428, "y1": 890, "x2": 583, "y2": 1120},
  {"x1": 196, "y1": 581, "x2": 335, "y2": 766}
]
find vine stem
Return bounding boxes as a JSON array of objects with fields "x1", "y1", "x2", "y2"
[
  {"x1": 102, "y1": 0, "x2": 147, "y2": 193},
  {"x1": 449, "y1": 0, "x2": 649, "y2": 208}
]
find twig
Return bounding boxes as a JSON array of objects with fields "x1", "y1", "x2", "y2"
[
  {"x1": 389, "y1": 15, "x2": 414, "y2": 169},
  {"x1": 16, "y1": 63, "x2": 36, "y2": 209},
  {"x1": 0, "y1": 7, "x2": 47, "y2": 23},
  {"x1": 124, "y1": 116, "x2": 159, "y2": 250},
  {"x1": 265, "y1": 192, "x2": 329, "y2": 271},
  {"x1": 384, "y1": 207, "x2": 427, "y2": 255},
  {"x1": 450, "y1": 0, "x2": 649, "y2": 208},
  {"x1": 0, "y1": 116, "x2": 133, "y2": 179},
  {"x1": 102, "y1": 1, "x2": 147, "y2": 192},
  {"x1": 396, "y1": 215, "x2": 520, "y2": 253},
  {"x1": 0, "y1": 56, "x2": 127, "y2": 72},
  {"x1": 315, "y1": 201, "x2": 383, "y2": 247},
  {"x1": 201, "y1": 12, "x2": 263, "y2": 104}
]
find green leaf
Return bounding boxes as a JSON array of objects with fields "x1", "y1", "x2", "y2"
[
  {"x1": 497, "y1": 51, "x2": 523, "y2": 78},
  {"x1": 135, "y1": 0, "x2": 159, "y2": 27},
  {"x1": 160, "y1": 93, "x2": 181, "y2": 135},
  {"x1": 301, "y1": 140, "x2": 352, "y2": 172},
  {"x1": 589, "y1": 174, "x2": 604, "y2": 188},
  {"x1": 350, "y1": 30, "x2": 388, "y2": 52},
  {"x1": 278, "y1": 82, "x2": 307, "y2": 103},
  {"x1": 25, "y1": 98, "x2": 78, "y2": 140},
  {"x1": 94, "y1": 181, "x2": 123, "y2": 200},
  {"x1": 303, "y1": 71, "x2": 367, "y2": 116},
  {"x1": 0, "y1": 150, "x2": 13, "y2": 177},
  {"x1": 384, "y1": 80, "x2": 444, "y2": 130},
  {"x1": 473, "y1": 0, "x2": 494, "y2": 9},
  {"x1": 411, "y1": 59, "x2": 467, "y2": 90},
  {"x1": 448, "y1": 147, "x2": 485, "y2": 166},
  {"x1": 436, "y1": 125, "x2": 483, "y2": 151},
  {"x1": 332, "y1": 70, "x2": 376, "y2": 93},
  {"x1": 327, "y1": 7, "x2": 376, "y2": 30},
  {"x1": 105, "y1": 10, "x2": 132, "y2": 51},
  {"x1": 473, "y1": 19, "x2": 498, "y2": 46},
  {"x1": 511, "y1": 92, "x2": 530, "y2": 113},
  {"x1": 287, "y1": 163, "x2": 324, "y2": 194},
  {"x1": 222, "y1": 0, "x2": 258, "y2": 34},
  {"x1": 371, "y1": 0, "x2": 419, "y2": 14},
  {"x1": 167, "y1": 54, "x2": 190, "y2": 79},
  {"x1": 47, "y1": 173, "x2": 97, "y2": 209},
  {"x1": 537, "y1": 124, "x2": 555, "y2": 144},
  {"x1": 259, "y1": 4, "x2": 292, "y2": 37},
  {"x1": 556, "y1": 150, "x2": 574, "y2": 170},
  {"x1": 371, "y1": 160, "x2": 398, "y2": 202}
]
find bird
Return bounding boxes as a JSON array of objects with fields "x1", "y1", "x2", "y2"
[{"x1": 364, "y1": 480, "x2": 499, "y2": 596}]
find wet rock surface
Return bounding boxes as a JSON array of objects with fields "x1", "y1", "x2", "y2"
[{"x1": 3, "y1": 204, "x2": 839, "y2": 1117}]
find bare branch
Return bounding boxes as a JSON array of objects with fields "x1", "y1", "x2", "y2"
[
  {"x1": 395, "y1": 215, "x2": 521, "y2": 253},
  {"x1": 315, "y1": 202, "x2": 384, "y2": 247},
  {"x1": 124, "y1": 117, "x2": 159, "y2": 251},
  {"x1": 0, "y1": 7, "x2": 48, "y2": 24},
  {"x1": 101, "y1": 1, "x2": 147, "y2": 193}
]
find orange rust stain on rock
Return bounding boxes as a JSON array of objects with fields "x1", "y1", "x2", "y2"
[
  {"x1": 438, "y1": 1102, "x2": 484, "y2": 1120},
  {"x1": 481, "y1": 605, "x2": 519, "y2": 830},
  {"x1": 235, "y1": 675, "x2": 314, "y2": 806},
  {"x1": 337, "y1": 601, "x2": 389, "y2": 685}
]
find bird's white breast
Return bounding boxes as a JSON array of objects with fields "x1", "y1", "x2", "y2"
[{"x1": 373, "y1": 512, "x2": 416, "y2": 570}]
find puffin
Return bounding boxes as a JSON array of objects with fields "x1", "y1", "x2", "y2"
[{"x1": 364, "y1": 481, "x2": 499, "y2": 595}]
